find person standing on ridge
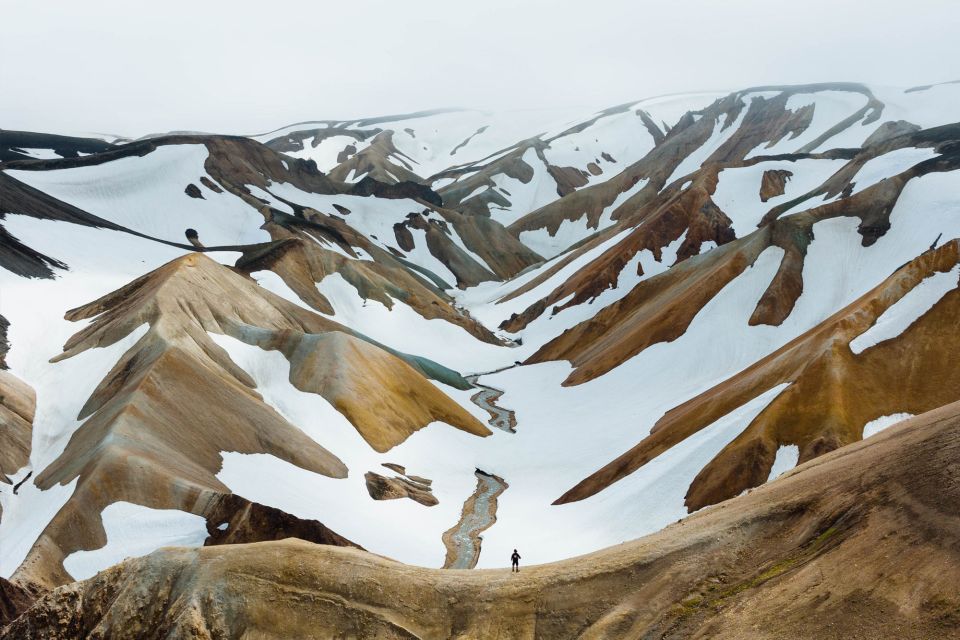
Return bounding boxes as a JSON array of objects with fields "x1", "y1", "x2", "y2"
[{"x1": 511, "y1": 549, "x2": 521, "y2": 572}]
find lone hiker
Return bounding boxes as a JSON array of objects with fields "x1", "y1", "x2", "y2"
[{"x1": 511, "y1": 549, "x2": 521, "y2": 572}]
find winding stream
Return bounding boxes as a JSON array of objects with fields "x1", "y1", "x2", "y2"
[
  {"x1": 442, "y1": 470, "x2": 508, "y2": 569},
  {"x1": 465, "y1": 367, "x2": 518, "y2": 433},
  {"x1": 440, "y1": 368, "x2": 518, "y2": 568}
]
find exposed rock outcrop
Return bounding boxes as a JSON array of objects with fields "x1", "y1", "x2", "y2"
[
  {"x1": 364, "y1": 469, "x2": 437, "y2": 507},
  {"x1": 759, "y1": 168, "x2": 792, "y2": 201},
  {"x1": 202, "y1": 494, "x2": 360, "y2": 549},
  {"x1": 0, "y1": 130, "x2": 114, "y2": 163},
  {"x1": 183, "y1": 183, "x2": 203, "y2": 199},
  {"x1": 0, "y1": 577, "x2": 34, "y2": 628}
]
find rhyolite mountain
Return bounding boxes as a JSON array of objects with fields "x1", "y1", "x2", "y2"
[{"x1": 2, "y1": 80, "x2": 960, "y2": 637}]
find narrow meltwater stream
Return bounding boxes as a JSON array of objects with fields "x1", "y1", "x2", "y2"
[
  {"x1": 441, "y1": 470, "x2": 508, "y2": 569},
  {"x1": 465, "y1": 365, "x2": 518, "y2": 433},
  {"x1": 440, "y1": 367, "x2": 518, "y2": 568}
]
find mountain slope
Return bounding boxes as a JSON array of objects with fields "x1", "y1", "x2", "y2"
[
  {"x1": 7, "y1": 400, "x2": 960, "y2": 639},
  {"x1": 2, "y1": 81, "x2": 960, "y2": 608},
  {"x1": 8, "y1": 252, "x2": 488, "y2": 589},
  {"x1": 556, "y1": 237, "x2": 960, "y2": 507}
]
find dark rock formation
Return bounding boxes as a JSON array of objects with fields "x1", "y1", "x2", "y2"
[
  {"x1": 0, "y1": 130, "x2": 114, "y2": 163},
  {"x1": 199, "y1": 176, "x2": 223, "y2": 193},
  {"x1": 350, "y1": 176, "x2": 443, "y2": 206},
  {"x1": 202, "y1": 494, "x2": 360, "y2": 549},
  {"x1": 0, "y1": 578, "x2": 35, "y2": 628},
  {"x1": 0, "y1": 315, "x2": 8, "y2": 370},
  {"x1": 184, "y1": 228, "x2": 204, "y2": 248}
]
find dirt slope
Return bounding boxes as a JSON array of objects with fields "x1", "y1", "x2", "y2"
[{"x1": 7, "y1": 401, "x2": 960, "y2": 639}]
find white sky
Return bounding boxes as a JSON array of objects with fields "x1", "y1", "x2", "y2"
[{"x1": 2, "y1": 0, "x2": 958, "y2": 137}]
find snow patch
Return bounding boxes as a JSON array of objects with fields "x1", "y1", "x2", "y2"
[
  {"x1": 0, "y1": 478, "x2": 78, "y2": 577},
  {"x1": 850, "y1": 147, "x2": 940, "y2": 194},
  {"x1": 863, "y1": 413, "x2": 914, "y2": 438},
  {"x1": 63, "y1": 502, "x2": 208, "y2": 580},
  {"x1": 849, "y1": 264, "x2": 959, "y2": 354},
  {"x1": 766, "y1": 445, "x2": 799, "y2": 482}
]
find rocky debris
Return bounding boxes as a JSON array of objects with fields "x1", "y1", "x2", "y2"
[
  {"x1": 396, "y1": 211, "x2": 499, "y2": 288},
  {"x1": 254, "y1": 216, "x2": 507, "y2": 342},
  {"x1": 529, "y1": 122, "x2": 960, "y2": 385},
  {"x1": 348, "y1": 175, "x2": 442, "y2": 205},
  {"x1": 759, "y1": 169, "x2": 793, "y2": 201},
  {"x1": 365, "y1": 466, "x2": 438, "y2": 507},
  {"x1": 0, "y1": 209, "x2": 69, "y2": 279},
  {"x1": 501, "y1": 84, "x2": 887, "y2": 336},
  {"x1": 183, "y1": 183, "x2": 203, "y2": 199},
  {"x1": 9, "y1": 402, "x2": 960, "y2": 638},
  {"x1": 449, "y1": 126, "x2": 487, "y2": 156},
  {"x1": 436, "y1": 141, "x2": 545, "y2": 214},
  {"x1": 0, "y1": 577, "x2": 35, "y2": 628},
  {"x1": 198, "y1": 176, "x2": 222, "y2": 193},
  {"x1": 337, "y1": 143, "x2": 357, "y2": 163},
  {"x1": 261, "y1": 124, "x2": 371, "y2": 158}
]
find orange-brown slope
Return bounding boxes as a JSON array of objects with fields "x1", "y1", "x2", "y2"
[
  {"x1": 13, "y1": 253, "x2": 487, "y2": 589},
  {"x1": 326, "y1": 131, "x2": 426, "y2": 185},
  {"x1": 8, "y1": 402, "x2": 960, "y2": 639},
  {"x1": 499, "y1": 86, "x2": 862, "y2": 332},
  {"x1": 557, "y1": 239, "x2": 960, "y2": 509},
  {"x1": 54, "y1": 252, "x2": 488, "y2": 451},
  {"x1": 529, "y1": 128, "x2": 960, "y2": 384}
]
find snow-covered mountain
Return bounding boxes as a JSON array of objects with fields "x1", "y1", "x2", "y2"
[{"x1": 2, "y1": 81, "x2": 960, "y2": 627}]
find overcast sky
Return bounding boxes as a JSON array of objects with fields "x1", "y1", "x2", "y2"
[{"x1": 2, "y1": 0, "x2": 958, "y2": 137}]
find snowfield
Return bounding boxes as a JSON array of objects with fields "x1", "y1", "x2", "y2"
[{"x1": 3, "y1": 83, "x2": 959, "y2": 580}]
